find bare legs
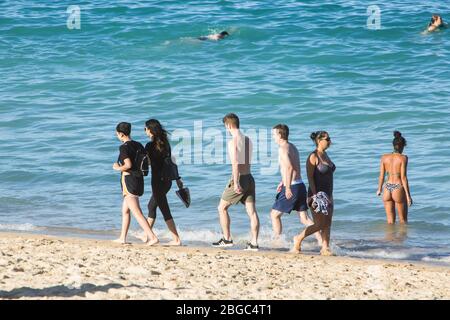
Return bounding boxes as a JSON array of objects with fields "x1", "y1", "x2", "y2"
[
  {"x1": 217, "y1": 199, "x2": 260, "y2": 246},
  {"x1": 270, "y1": 210, "x2": 283, "y2": 236},
  {"x1": 245, "y1": 201, "x2": 260, "y2": 246},
  {"x1": 218, "y1": 199, "x2": 232, "y2": 241},
  {"x1": 114, "y1": 198, "x2": 131, "y2": 244},
  {"x1": 270, "y1": 209, "x2": 322, "y2": 246},
  {"x1": 393, "y1": 188, "x2": 408, "y2": 224},
  {"x1": 292, "y1": 205, "x2": 333, "y2": 255},
  {"x1": 114, "y1": 196, "x2": 158, "y2": 245},
  {"x1": 146, "y1": 217, "x2": 181, "y2": 246},
  {"x1": 299, "y1": 211, "x2": 323, "y2": 246},
  {"x1": 320, "y1": 209, "x2": 333, "y2": 255},
  {"x1": 384, "y1": 200, "x2": 396, "y2": 224},
  {"x1": 383, "y1": 187, "x2": 408, "y2": 224}
]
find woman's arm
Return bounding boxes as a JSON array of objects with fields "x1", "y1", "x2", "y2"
[
  {"x1": 377, "y1": 156, "x2": 385, "y2": 196},
  {"x1": 401, "y1": 156, "x2": 413, "y2": 206},
  {"x1": 306, "y1": 153, "x2": 317, "y2": 195}
]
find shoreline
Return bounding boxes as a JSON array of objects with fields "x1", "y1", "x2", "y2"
[
  {"x1": 1, "y1": 228, "x2": 448, "y2": 268},
  {"x1": 1, "y1": 231, "x2": 449, "y2": 300}
]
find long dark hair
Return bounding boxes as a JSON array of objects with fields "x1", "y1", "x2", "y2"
[{"x1": 145, "y1": 119, "x2": 170, "y2": 154}]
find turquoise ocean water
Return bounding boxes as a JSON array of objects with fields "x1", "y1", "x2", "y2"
[{"x1": 1, "y1": 1, "x2": 450, "y2": 265}]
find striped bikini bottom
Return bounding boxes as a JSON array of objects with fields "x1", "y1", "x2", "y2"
[{"x1": 385, "y1": 183, "x2": 402, "y2": 193}]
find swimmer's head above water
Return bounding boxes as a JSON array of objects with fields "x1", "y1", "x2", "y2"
[
  {"x1": 198, "y1": 30, "x2": 229, "y2": 41},
  {"x1": 427, "y1": 15, "x2": 446, "y2": 32}
]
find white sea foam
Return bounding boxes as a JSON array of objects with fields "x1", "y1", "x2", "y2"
[
  {"x1": 421, "y1": 256, "x2": 450, "y2": 264},
  {"x1": 129, "y1": 226, "x2": 319, "y2": 251},
  {"x1": 335, "y1": 247, "x2": 411, "y2": 260},
  {"x1": 0, "y1": 223, "x2": 40, "y2": 232}
]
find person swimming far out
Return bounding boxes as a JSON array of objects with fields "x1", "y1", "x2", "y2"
[
  {"x1": 427, "y1": 14, "x2": 447, "y2": 32},
  {"x1": 198, "y1": 31, "x2": 229, "y2": 41}
]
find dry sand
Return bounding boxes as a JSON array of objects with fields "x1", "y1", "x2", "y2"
[{"x1": 0, "y1": 232, "x2": 449, "y2": 300}]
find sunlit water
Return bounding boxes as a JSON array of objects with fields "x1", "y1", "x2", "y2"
[{"x1": 1, "y1": 1, "x2": 449, "y2": 266}]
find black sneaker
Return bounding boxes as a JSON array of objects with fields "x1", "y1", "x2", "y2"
[
  {"x1": 212, "y1": 238, "x2": 234, "y2": 247},
  {"x1": 244, "y1": 242, "x2": 259, "y2": 252}
]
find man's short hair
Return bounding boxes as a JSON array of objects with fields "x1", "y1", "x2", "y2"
[
  {"x1": 222, "y1": 113, "x2": 240, "y2": 128},
  {"x1": 116, "y1": 122, "x2": 131, "y2": 136},
  {"x1": 273, "y1": 124, "x2": 289, "y2": 140}
]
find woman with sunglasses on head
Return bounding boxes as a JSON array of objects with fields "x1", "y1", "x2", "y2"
[
  {"x1": 377, "y1": 131, "x2": 412, "y2": 224},
  {"x1": 292, "y1": 131, "x2": 336, "y2": 256}
]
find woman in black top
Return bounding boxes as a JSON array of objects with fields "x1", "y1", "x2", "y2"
[
  {"x1": 144, "y1": 119, "x2": 183, "y2": 246},
  {"x1": 292, "y1": 131, "x2": 336, "y2": 256},
  {"x1": 113, "y1": 122, "x2": 158, "y2": 245}
]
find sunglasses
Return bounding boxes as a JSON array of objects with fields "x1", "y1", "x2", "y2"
[{"x1": 321, "y1": 137, "x2": 331, "y2": 142}]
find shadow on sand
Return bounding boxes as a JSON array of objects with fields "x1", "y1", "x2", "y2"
[{"x1": 0, "y1": 283, "x2": 148, "y2": 299}]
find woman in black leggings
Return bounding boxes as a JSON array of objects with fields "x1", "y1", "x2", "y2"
[
  {"x1": 144, "y1": 119, "x2": 182, "y2": 246},
  {"x1": 292, "y1": 131, "x2": 336, "y2": 256}
]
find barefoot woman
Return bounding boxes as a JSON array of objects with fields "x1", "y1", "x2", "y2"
[
  {"x1": 292, "y1": 131, "x2": 335, "y2": 256},
  {"x1": 144, "y1": 119, "x2": 182, "y2": 246},
  {"x1": 113, "y1": 122, "x2": 158, "y2": 245},
  {"x1": 377, "y1": 131, "x2": 413, "y2": 224}
]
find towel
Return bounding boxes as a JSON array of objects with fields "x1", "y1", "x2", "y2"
[{"x1": 311, "y1": 192, "x2": 330, "y2": 215}]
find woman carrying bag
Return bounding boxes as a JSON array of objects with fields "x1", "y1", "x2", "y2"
[{"x1": 144, "y1": 119, "x2": 188, "y2": 246}]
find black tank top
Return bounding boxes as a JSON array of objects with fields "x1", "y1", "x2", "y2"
[{"x1": 308, "y1": 150, "x2": 336, "y2": 197}]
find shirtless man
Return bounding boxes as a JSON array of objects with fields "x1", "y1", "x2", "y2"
[
  {"x1": 270, "y1": 124, "x2": 322, "y2": 246},
  {"x1": 212, "y1": 113, "x2": 260, "y2": 251},
  {"x1": 377, "y1": 131, "x2": 413, "y2": 224}
]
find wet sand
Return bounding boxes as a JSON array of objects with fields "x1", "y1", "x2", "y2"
[{"x1": 0, "y1": 232, "x2": 449, "y2": 300}]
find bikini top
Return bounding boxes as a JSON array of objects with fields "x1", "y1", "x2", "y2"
[
  {"x1": 315, "y1": 151, "x2": 336, "y2": 175},
  {"x1": 387, "y1": 172, "x2": 401, "y2": 177},
  {"x1": 386, "y1": 153, "x2": 402, "y2": 177}
]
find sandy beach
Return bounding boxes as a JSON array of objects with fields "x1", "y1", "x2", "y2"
[{"x1": 0, "y1": 232, "x2": 448, "y2": 300}]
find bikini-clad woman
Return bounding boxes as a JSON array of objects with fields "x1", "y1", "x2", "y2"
[{"x1": 377, "y1": 131, "x2": 413, "y2": 224}]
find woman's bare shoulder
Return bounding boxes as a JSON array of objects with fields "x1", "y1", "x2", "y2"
[
  {"x1": 307, "y1": 151, "x2": 317, "y2": 164},
  {"x1": 308, "y1": 151, "x2": 317, "y2": 159}
]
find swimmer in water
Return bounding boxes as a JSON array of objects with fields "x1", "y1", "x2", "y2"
[
  {"x1": 427, "y1": 15, "x2": 447, "y2": 32},
  {"x1": 198, "y1": 31, "x2": 229, "y2": 41}
]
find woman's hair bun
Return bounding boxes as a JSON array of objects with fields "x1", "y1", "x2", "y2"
[
  {"x1": 393, "y1": 130, "x2": 402, "y2": 138},
  {"x1": 310, "y1": 132, "x2": 317, "y2": 140}
]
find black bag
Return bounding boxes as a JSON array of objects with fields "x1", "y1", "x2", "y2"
[
  {"x1": 161, "y1": 155, "x2": 180, "y2": 181},
  {"x1": 133, "y1": 148, "x2": 150, "y2": 177}
]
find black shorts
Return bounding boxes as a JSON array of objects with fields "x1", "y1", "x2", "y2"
[{"x1": 121, "y1": 174, "x2": 144, "y2": 197}]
